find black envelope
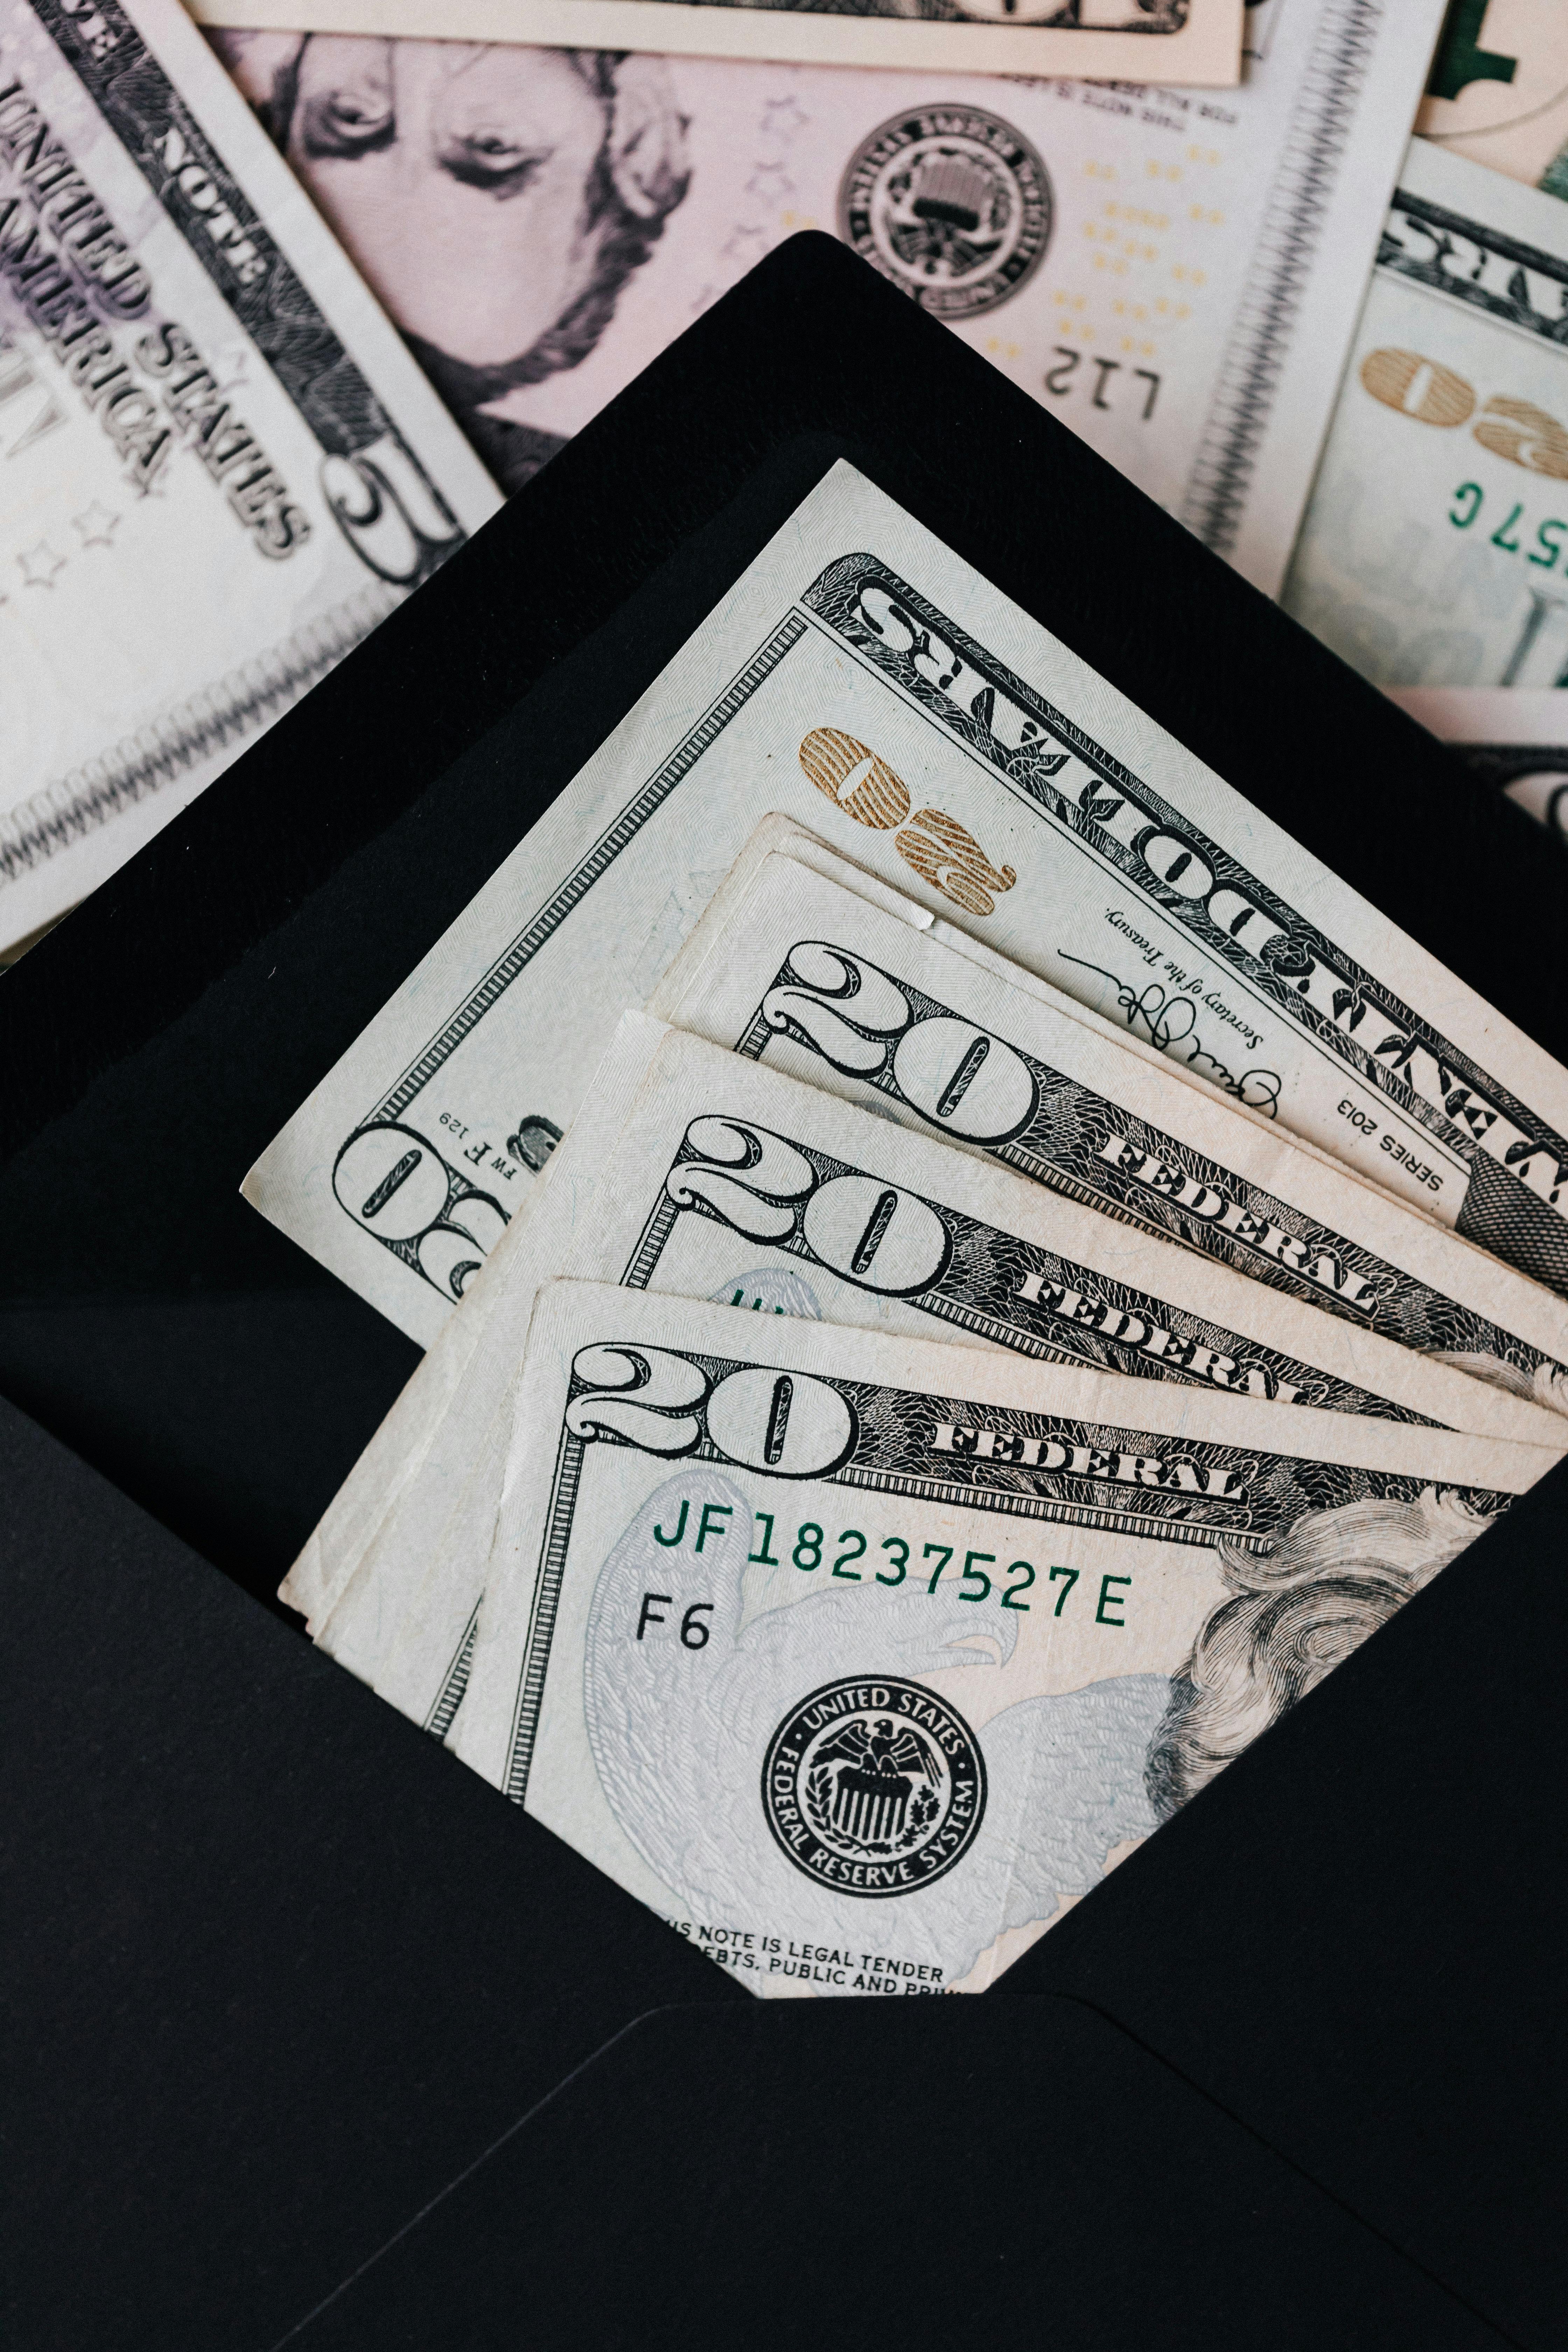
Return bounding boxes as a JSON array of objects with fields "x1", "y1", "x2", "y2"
[{"x1": 4, "y1": 236, "x2": 1564, "y2": 2350}]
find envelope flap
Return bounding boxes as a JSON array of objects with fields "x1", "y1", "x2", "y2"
[{"x1": 281, "y1": 1994, "x2": 1508, "y2": 2350}]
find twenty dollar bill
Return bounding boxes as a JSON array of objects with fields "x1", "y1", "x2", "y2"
[
  {"x1": 453, "y1": 1280, "x2": 1552, "y2": 1994},
  {"x1": 246, "y1": 466, "x2": 1568, "y2": 1338},
  {"x1": 206, "y1": 10, "x2": 1441, "y2": 586}
]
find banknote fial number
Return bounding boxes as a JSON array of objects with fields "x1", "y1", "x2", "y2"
[{"x1": 628, "y1": 1492, "x2": 1134, "y2": 1626}]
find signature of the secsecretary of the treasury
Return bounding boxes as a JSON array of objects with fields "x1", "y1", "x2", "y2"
[{"x1": 1059, "y1": 954, "x2": 1283, "y2": 1118}]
